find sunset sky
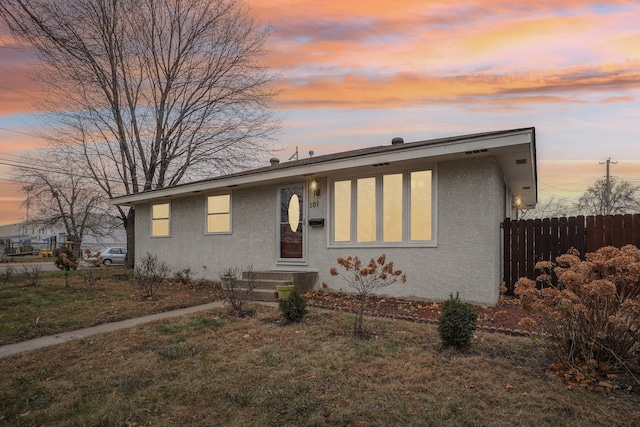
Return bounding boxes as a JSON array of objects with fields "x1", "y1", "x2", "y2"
[{"x1": 1, "y1": 0, "x2": 639, "y2": 225}]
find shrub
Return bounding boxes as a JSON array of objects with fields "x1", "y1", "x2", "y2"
[
  {"x1": 193, "y1": 278, "x2": 220, "y2": 291},
  {"x1": 134, "y1": 253, "x2": 170, "y2": 297},
  {"x1": 438, "y1": 292, "x2": 478, "y2": 349},
  {"x1": 514, "y1": 245, "x2": 640, "y2": 377},
  {"x1": 174, "y1": 268, "x2": 192, "y2": 286},
  {"x1": 279, "y1": 290, "x2": 307, "y2": 322},
  {"x1": 80, "y1": 249, "x2": 104, "y2": 290},
  {"x1": 21, "y1": 265, "x2": 41, "y2": 287},
  {"x1": 83, "y1": 249, "x2": 104, "y2": 268},
  {"x1": 330, "y1": 254, "x2": 406, "y2": 336},
  {"x1": 79, "y1": 268, "x2": 102, "y2": 290},
  {"x1": 1, "y1": 266, "x2": 14, "y2": 285},
  {"x1": 219, "y1": 265, "x2": 257, "y2": 316},
  {"x1": 55, "y1": 248, "x2": 79, "y2": 287}
]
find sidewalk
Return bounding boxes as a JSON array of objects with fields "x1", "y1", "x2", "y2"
[{"x1": 0, "y1": 301, "x2": 277, "y2": 359}]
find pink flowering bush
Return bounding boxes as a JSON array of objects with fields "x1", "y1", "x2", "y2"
[
  {"x1": 515, "y1": 245, "x2": 640, "y2": 377},
  {"x1": 330, "y1": 255, "x2": 406, "y2": 335}
]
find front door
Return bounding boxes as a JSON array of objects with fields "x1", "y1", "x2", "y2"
[{"x1": 278, "y1": 184, "x2": 306, "y2": 262}]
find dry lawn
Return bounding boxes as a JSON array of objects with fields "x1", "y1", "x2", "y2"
[
  {"x1": 0, "y1": 267, "x2": 222, "y2": 345},
  {"x1": 1, "y1": 306, "x2": 639, "y2": 426}
]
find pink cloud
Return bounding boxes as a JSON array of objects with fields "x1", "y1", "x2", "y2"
[{"x1": 273, "y1": 65, "x2": 640, "y2": 109}]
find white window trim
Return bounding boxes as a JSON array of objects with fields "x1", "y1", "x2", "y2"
[
  {"x1": 151, "y1": 202, "x2": 171, "y2": 238},
  {"x1": 205, "y1": 193, "x2": 233, "y2": 235},
  {"x1": 328, "y1": 166, "x2": 438, "y2": 248}
]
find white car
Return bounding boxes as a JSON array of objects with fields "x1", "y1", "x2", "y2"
[{"x1": 85, "y1": 247, "x2": 127, "y2": 266}]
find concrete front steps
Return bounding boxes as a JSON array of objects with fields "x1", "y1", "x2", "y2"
[{"x1": 234, "y1": 271, "x2": 318, "y2": 302}]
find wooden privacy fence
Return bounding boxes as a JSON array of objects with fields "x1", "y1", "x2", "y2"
[{"x1": 502, "y1": 214, "x2": 640, "y2": 294}]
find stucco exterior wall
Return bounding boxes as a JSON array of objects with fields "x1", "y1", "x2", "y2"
[
  {"x1": 134, "y1": 156, "x2": 506, "y2": 305},
  {"x1": 135, "y1": 184, "x2": 278, "y2": 280},
  {"x1": 316, "y1": 157, "x2": 505, "y2": 305}
]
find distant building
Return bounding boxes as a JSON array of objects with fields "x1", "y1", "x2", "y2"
[{"x1": 0, "y1": 221, "x2": 125, "y2": 255}]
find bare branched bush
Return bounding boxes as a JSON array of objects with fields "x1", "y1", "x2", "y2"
[
  {"x1": 79, "y1": 268, "x2": 102, "y2": 291},
  {"x1": 1, "y1": 266, "x2": 15, "y2": 285},
  {"x1": 515, "y1": 245, "x2": 640, "y2": 380},
  {"x1": 22, "y1": 265, "x2": 41, "y2": 287},
  {"x1": 134, "y1": 253, "x2": 170, "y2": 297},
  {"x1": 330, "y1": 255, "x2": 406, "y2": 335},
  {"x1": 80, "y1": 249, "x2": 104, "y2": 290},
  {"x1": 219, "y1": 265, "x2": 257, "y2": 316}
]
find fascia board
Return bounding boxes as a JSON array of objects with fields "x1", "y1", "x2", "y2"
[{"x1": 111, "y1": 129, "x2": 534, "y2": 206}]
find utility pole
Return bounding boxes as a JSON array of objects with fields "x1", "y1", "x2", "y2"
[{"x1": 599, "y1": 158, "x2": 617, "y2": 215}]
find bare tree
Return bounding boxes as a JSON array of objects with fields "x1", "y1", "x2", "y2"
[
  {"x1": 518, "y1": 196, "x2": 575, "y2": 220},
  {"x1": 17, "y1": 150, "x2": 117, "y2": 256},
  {"x1": 575, "y1": 178, "x2": 640, "y2": 215},
  {"x1": 0, "y1": 0, "x2": 278, "y2": 267}
]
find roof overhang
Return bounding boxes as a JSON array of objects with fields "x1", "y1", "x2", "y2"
[{"x1": 111, "y1": 127, "x2": 537, "y2": 208}]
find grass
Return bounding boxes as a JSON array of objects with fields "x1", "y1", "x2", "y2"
[
  {"x1": 0, "y1": 255, "x2": 53, "y2": 263},
  {"x1": 1, "y1": 306, "x2": 639, "y2": 426},
  {"x1": 0, "y1": 266, "x2": 221, "y2": 345}
]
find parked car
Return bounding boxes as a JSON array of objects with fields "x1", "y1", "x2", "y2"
[{"x1": 84, "y1": 247, "x2": 127, "y2": 266}]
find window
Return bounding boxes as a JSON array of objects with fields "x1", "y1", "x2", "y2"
[
  {"x1": 357, "y1": 177, "x2": 376, "y2": 242},
  {"x1": 383, "y1": 173, "x2": 403, "y2": 242},
  {"x1": 331, "y1": 168, "x2": 435, "y2": 246},
  {"x1": 207, "y1": 194, "x2": 231, "y2": 233},
  {"x1": 152, "y1": 203, "x2": 170, "y2": 237},
  {"x1": 333, "y1": 180, "x2": 351, "y2": 242}
]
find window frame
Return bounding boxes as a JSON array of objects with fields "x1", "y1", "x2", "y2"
[
  {"x1": 329, "y1": 166, "x2": 437, "y2": 248},
  {"x1": 151, "y1": 202, "x2": 171, "y2": 238},
  {"x1": 205, "y1": 193, "x2": 232, "y2": 235}
]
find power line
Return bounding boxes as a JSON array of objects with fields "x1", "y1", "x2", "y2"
[
  {"x1": 0, "y1": 156, "x2": 126, "y2": 186},
  {"x1": 0, "y1": 126, "x2": 46, "y2": 139}
]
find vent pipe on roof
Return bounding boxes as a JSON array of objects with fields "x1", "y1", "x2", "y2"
[
  {"x1": 269, "y1": 157, "x2": 280, "y2": 166},
  {"x1": 391, "y1": 137, "x2": 404, "y2": 145}
]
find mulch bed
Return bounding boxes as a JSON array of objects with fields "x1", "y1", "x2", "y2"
[{"x1": 304, "y1": 291, "x2": 543, "y2": 337}]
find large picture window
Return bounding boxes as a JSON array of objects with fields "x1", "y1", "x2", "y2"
[
  {"x1": 152, "y1": 203, "x2": 170, "y2": 237},
  {"x1": 331, "y1": 168, "x2": 435, "y2": 246},
  {"x1": 207, "y1": 194, "x2": 231, "y2": 233}
]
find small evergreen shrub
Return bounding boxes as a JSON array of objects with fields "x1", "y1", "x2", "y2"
[
  {"x1": 438, "y1": 292, "x2": 478, "y2": 349},
  {"x1": 174, "y1": 268, "x2": 192, "y2": 286},
  {"x1": 279, "y1": 290, "x2": 307, "y2": 322}
]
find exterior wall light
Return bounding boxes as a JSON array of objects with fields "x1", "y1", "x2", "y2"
[
  {"x1": 310, "y1": 178, "x2": 320, "y2": 196},
  {"x1": 513, "y1": 195, "x2": 524, "y2": 209}
]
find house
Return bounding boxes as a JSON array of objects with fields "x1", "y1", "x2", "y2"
[{"x1": 112, "y1": 127, "x2": 537, "y2": 305}]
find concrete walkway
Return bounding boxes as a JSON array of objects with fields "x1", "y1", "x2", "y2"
[{"x1": 0, "y1": 301, "x2": 277, "y2": 359}]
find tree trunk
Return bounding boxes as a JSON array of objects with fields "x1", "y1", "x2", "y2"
[
  {"x1": 71, "y1": 239, "x2": 82, "y2": 258},
  {"x1": 125, "y1": 208, "x2": 135, "y2": 269},
  {"x1": 354, "y1": 294, "x2": 367, "y2": 336}
]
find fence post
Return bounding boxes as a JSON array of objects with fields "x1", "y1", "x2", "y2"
[{"x1": 502, "y1": 218, "x2": 510, "y2": 292}]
